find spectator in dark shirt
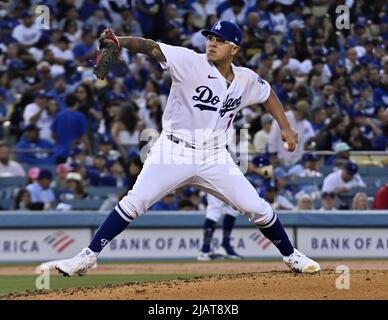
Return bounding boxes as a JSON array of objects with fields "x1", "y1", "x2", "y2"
[{"x1": 51, "y1": 93, "x2": 89, "y2": 163}]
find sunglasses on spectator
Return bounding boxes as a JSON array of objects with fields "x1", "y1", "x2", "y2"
[{"x1": 206, "y1": 35, "x2": 236, "y2": 47}]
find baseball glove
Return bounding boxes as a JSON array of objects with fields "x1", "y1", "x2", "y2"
[{"x1": 93, "y1": 28, "x2": 121, "y2": 80}]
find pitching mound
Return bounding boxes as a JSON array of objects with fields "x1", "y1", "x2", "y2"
[{"x1": 2, "y1": 261, "x2": 388, "y2": 300}]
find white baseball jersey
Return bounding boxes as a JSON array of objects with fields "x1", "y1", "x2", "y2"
[
  {"x1": 158, "y1": 43, "x2": 271, "y2": 149},
  {"x1": 118, "y1": 42, "x2": 276, "y2": 230},
  {"x1": 322, "y1": 170, "x2": 366, "y2": 193}
]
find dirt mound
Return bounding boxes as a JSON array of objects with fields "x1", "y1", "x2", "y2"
[{"x1": 4, "y1": 269, "x2": 388, "y2": 300}]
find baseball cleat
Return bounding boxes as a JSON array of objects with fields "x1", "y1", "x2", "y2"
[
  {"x1": 283, "y1": 249, "x2": 320, "y2": 273},
  {"x1": 55, "y1": 248, "x2": 97, "y2": 277},
  {"x1": 197, "y1": 251, "x2": 213, "y2": 261},
  {"x1": 215, "y1": 245, "x2": 243, "y2": 260}
]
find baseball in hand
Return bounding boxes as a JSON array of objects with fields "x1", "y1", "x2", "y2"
[{"x1": 283, "y1": 142, "x2": 289, "y2": 150}]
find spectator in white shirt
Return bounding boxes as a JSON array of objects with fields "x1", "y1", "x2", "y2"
[
  {"x1": 270, "y1": 3, "x2": 288, "y2": 34},
  {"x1": 191, "y1": 0, "x2": 217, "y2": 28},
  {"x1": 253, "y1": 113, "x2": 273, "y2": 153},
  {"x1": 12, "y1": 11, "x2": 42, "y2": 47},
  {"x1": 23, "y1": 91, "x2": 55, "y2": 142},
  {"x1": 0, "y1": 142, "x2": 26, "y2": 177},
  {"x1": 322, "y1": 160, "x2": 366, "y2": 196},
  {"x1": 219, "y1": 0, "x2": 247, "y2": 25},
  {"x1": 48, "y1": 36, "x2": 74, "y2": 63},
  {"x1": 268, "y1": 100, "x2": 315, "y2": 167}
]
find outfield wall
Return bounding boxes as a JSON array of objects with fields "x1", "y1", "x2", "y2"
[{"x1": 0, "y1": 211, "x2": 388, "y2": 262}]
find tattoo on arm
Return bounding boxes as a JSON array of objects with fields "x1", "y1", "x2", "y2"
[{"x1": 117, "y1": 37, "x2": 166, "y2": 62}]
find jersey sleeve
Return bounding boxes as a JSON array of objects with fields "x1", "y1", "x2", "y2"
[
  {"x1": 157, "y1": 42, "x2": 196, "y2": 82},
  {"x1": 243, "y1": 72, "x2": 271, "y2": 106}
]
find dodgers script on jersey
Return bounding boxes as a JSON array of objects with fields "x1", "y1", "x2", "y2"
[{"x1": 158, "y1": 43, "x2": 271, "y2": 149}]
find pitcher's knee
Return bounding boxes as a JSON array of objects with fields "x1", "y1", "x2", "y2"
[
  {"x1": 242, "y1": 201, "x2": 276, "y2": 228},
  {"x1": 117, "y1": 191, "x2": 151, "y2": 221}
]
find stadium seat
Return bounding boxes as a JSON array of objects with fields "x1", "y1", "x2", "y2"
[{"x1": 62, "y1": 199, "x2": 106, "y2": 210}]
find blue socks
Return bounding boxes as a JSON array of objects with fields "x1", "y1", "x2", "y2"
[
  {"x1": 89, "y1": 209, "x2": 130, "y2": 253},
  {"x1": 201, "y1": 218, "x2": 216, "y2": 253},
  {"x1": 258, "y1": 217, "x2": 294, "y2": 256},
  {"x1": 222, "y1": 214, "x2": 236, "y2": 247}
]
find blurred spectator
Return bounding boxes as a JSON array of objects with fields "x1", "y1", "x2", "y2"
[
  {"x1": 109, "y1": 160, "x2": 127, "y2": 188},
  {"x1": 47, "y1": 75, "x2": 68, "y2": 112},
  {"x1": 310, "y1": 106, "x2": 326, "y2": 134},
  {"x1": 23, "y1": 90, "x2": 56, "y2": 142},
  {"x1": 51, "y1": 94, "x2": 90, "y2": 163},
  {"x1": 0, "y1": 88, "x2": 9, "y2": 139},
  {"x1": 320, "y1": 191, "x2": 336, "y2": 211},
  {"x1": 72, "y1": 28, "x2": 96, "y2": 67},
  {"x1": 373, "y1": 185, "x2": 388, "y2": 209},
  {"x1": 127, "y1": 156, "x2": 143, "y2": 190},
  {"x1": 150, "y1": 191, "x2": 177, "y2": 210},
  {"x1": 14, "y1": 189, "x2": 32, "y2": 210},
  {"x1": 12, "y1": 11, "x2": 42, "y2": 47},
  {"x1": 296, "y1": 193, "x2": 313, "y2": 211},
  {"x1": 352, "y1": 192, "x2": 369, "y2": 210},
  {"x1": 139, "y1": 92, "x2": 163, "y2": 131},
  {"x1": 273, "y1": 167, "x2": 295, "y2": 209},
  {"x1": 0, "y1": 141, "x2": 26, "y2": 177},
  {"x1": 345, "y1": 121, "x2": 373, "y2": 150},
  {"x1": 135, "y1": 0, "x2": 164, "y2": 39},
  {"x1": 253, "y1": 113, "x2": 273, "y2": 153},
  {"x1": 191, "y1": 0, "x2": 216, "y2": 29},
  {"x1": 111, "y1": 106, "x2": 141, "y2": 160},
  {"x1": 246, "y1": 155, "x2": 272, "y2": 189},
  {"x1": 63, "y1": 19, "x2": 83, "y2": 46},
  {"x1": 288, "y1": 153, "x2": 322, "y2": 177},
  {"x1": 268, "y1": 100, "x2": 314, "y2": 166},
  {"x1": 26, "y1": 169, "x2": 56, "y2": 210},
  {"x1": 55, "y1": 163, "x2": 72, "y2": 192},
  {"x1": 326, "y1": 141, "x2": 352, "y2": 167},
  {"x1": 15, "y1": 124, "x2": 54, "y2": 164},
  {"x1": 322, "y1": 160, "x2": 366, "y2": 198},
  {"x1": 85, "y1": 6, "x2": 111, "y2": 34},
  {"x1": 75, "y1": 83, "x2": 102, "y2": 138},
  {"x1": 48, "y1": 36, "x2": 74, "y2": 64},
  {"x1": 27, "y1": 167, "x2": 40, "y2": 185},
  {"x1": 315, "y1": 116, "x2": 347, "y2": 151},
  {"x1": 118, "y1": 7, "x2": 143, "y2": 37},
  {"x1": 60, "y1": 172, "x2": 89, "y2": 200}
]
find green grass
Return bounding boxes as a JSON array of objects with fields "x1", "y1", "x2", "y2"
[{"x1": 0, "y1": 273, "x2": 199, "y2": 296}]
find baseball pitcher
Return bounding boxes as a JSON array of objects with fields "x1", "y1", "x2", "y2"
[{"x1": 49, "y1": 21, "x2": 320, "y2": 275}]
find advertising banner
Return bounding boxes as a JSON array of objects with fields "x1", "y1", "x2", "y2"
[
  {"x1": 0, "y1": 229, "x2": 90, "y2": 262},
  {"x1": 297, "y1": 228, "x2": 388, "y2": 258},
  {"x1": 99, "y1": 228, "x2": 294, "y2": 259}
]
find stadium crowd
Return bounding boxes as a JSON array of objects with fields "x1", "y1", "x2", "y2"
[{"x1": 0, "y1": 0, "x2": 388, "y2": 211}]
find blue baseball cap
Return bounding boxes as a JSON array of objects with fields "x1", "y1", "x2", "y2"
[
  {"x1": 252, "y1": 155, "x2": 270, "y2": 168},
  {"x1": 302, "y1": 153, "x2": 318, "y2": 162},
  {"x1": 38, "y1": 169, "x2": 53, "y2": 180},
  {"x1": 344, "y1": 160, "x2": 358, "y2": 175},
  {"x1": 201, "y1": 20, "x2": 242, "y2": 46}
]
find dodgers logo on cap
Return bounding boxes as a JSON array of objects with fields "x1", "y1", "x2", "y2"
[{"x1": 201, "y1": 20, "x2": 242, "y2": 46}]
